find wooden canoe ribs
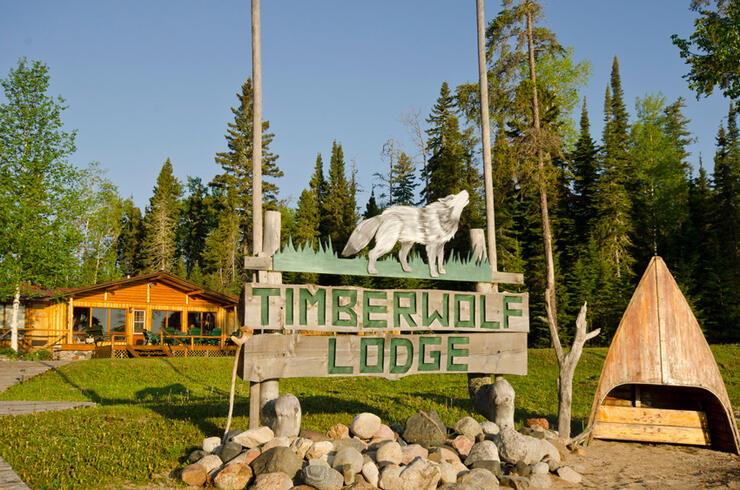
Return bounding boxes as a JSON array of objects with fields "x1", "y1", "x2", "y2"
[{"x1": 588, "y1": 257, "x2": 739, "y2": 453}]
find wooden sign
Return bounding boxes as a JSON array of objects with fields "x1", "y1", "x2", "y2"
[
  {"x1": 243, "y1": 284, "x2": 529, "y2": 333},
  {"x1": 239, "y1": 332, "x2": 527, "y2": 381}
]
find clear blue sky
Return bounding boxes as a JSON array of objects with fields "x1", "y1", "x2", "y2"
[{"x1": 1, "y1": 0, "x2": 730, "y2": 210}]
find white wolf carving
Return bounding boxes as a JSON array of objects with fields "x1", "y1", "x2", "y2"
[{"x1": 341, "y1": 190, "x2": 469, "y2": 277}]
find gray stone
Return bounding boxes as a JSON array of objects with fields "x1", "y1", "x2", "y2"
[
  {"x1": 262, "y1": 393, "x2": 302, "y2": 438},
  {"x1": 427, "y1": 446, "x2": 461, "y2": 464},
  {"x1": 481, "y1": 421, "x2": 500, "y2": 436},
  {"x1": 544, "y1": 456, "x2": 560, "y2": 472},
  {"x1": 470, "y1": 460, "x2": 502, "y2": 479},
  {"x1": 219, "y1": 441, "x2": 242, "y2": 463},
  {"x1": 333, "y1": 437, "x2": 367, "y2": 453},
  {"x1": 309, "y1": 458, "x2": 331, "y2": 467},
  {"x1": 196, "y1": 454, "x2": 223, "y2": 473},
  {"x1": 515, "y1": 461, "x2": 531, "y2": 477},
  {"x1": 375, "y1": 441, "x2": 403, "y2": 465},
  {"x1": 529, "y1": 473, "x2": 552, "y2": 488},
  {"x1": 188, "y1": 449, "x2": 207, "y2": 464},
  {"x1": 401, "y1": 444, "x2": 429, "y2": 464},
  {"x1": 378, "y1": 464, "x2": 403, "y2": 489},
  {"x1": 306, "y1": 440, "x2": 335, "y2": 460},
  {"x1": 262, "y1": 436, "x2": 291, "y2": 452},
  {"x1": 495, "y1": 428, "x2": 560, "y2": 466},
  {"x1": 455, "y1": 416, "x2": 483, "y2": 440},
  {"x1": 361, "y1": 460, "x2": 379, "y2": 487},
  {"x1": 213, "y1": 462, "x2": 253, "y2": 490},
  {"x1": 231, "y1": 426, "x2": 274, "y2": 448},
  {"x1": 518, "y1": 427, "x2": 545, "y2": 439},
  {"x1": 332, "y1": 446, "x2": 364, "y2": 485},
  {"x1": 304, "y1": 464, "x2": 344, "y2": 490},
  {"x1": 203, "y1": 436, "x2": 222, "y2": 453},
  {"x1": 492, "y1": 377, "x2": 515, "y2": 430},
  {"x1": 438, "y1": 461, "x2": 458, "y2": 485},
  {"x1": 531, "y1": 462, "x2": 549, "y2": 476},
  {"x1": 556, "y1": 466, "x2": 582, "y2": 485},
  {"x1": 500, "y1": 475, "x2": 530, "y2": 489},
  {"x1": 290, "y1": 436, "x2": 313, "y2": 460},
  {"x1": 250, "y1": 446, "x2": 302, "y2": 479},
  {"x1": 180, "y1": 463, "x2": 207, "y2": 486},
  {"x1": 458, "y1": 467, "x2": 499, "y2": 489},
  {"x1": 301, "y1": 429, "x2": 331, "y2": 442},
  {"x1": 464, "y1": 440, "x2": 500, "y2": 466},
  {"x1": 351, "y1": 412, "x2": 382, "y2": 439},
  {"x1": 403, "y1": 410, "x2": 447, "y2": 448},
  {"x1": 399, "y1": 457, "x2": 441, "y2": 489},
  {"x1": 251, "y1": 472, "x2": 293, "y2": 490}
]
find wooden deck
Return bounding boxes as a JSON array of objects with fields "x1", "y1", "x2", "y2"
[{"x1": 0, "y1": 455, "x2": 30, "y2": 490}]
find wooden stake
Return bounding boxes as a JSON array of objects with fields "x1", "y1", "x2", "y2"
[{"x1": 251, "y1": 0, "x2": 263, "y2": 261}]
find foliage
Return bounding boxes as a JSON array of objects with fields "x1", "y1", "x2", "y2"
[
  {"x1": 672, "y1": 0, "x2": 740, "y2": 100},
  {"x1": 178, "y1": 177, "x2": 215, "y2": 277},
  {"x1": 0, "y1": 58, "x2": 83, "y2": 295},
  {"x1": 320, "y1": 141, "x2": 357, "y2": 253},
  {"x1": 0, "y1": 347, "x2": 52, "y2": 360},
  {"x1": 0, "y1": 347, "x2": 737, "y2": 488},
  {"x1": 116, "y1": 198, "x2": 145, "y2": 277},
  {"x1": 142, "y1": 158, "x2": 182, "y2": 272}
]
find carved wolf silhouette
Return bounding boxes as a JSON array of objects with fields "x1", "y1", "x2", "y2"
[{"x1": 341, "y1": 190, "x2": 469, "y2": 277}]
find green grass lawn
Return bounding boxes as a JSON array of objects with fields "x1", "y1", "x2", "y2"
[{"x1": 0, "y1": 345, "x2": 737, "y2": 489}]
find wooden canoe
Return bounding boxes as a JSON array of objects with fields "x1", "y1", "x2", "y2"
[{"x1": 588, "y1": 257, "x2": 739, "y2": 453}]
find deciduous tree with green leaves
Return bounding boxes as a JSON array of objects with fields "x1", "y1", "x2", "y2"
[{"x1": 0, "y1": 58, "x2": 83, "y2": 351}]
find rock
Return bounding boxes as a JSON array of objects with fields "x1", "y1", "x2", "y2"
[
  {"x1": 514, "y1": 461, "x2": 531, "y2": 477},
  {"x1": 464, "y1": 440, "x2": 500, "y2": 466},
  {"x1": 455, "y1": 416, "x2": 483, "y2": 440},
  {"x1": 361, "y1": 460, "x2": 379, "y2": 487},
  {"x1": 378, "y1": 464, "x2": 403, "y2": 489},
  {"x1": 399, "y1": 457, "x2": 441, "y2": 489},
  {"x1": 261, "y1": 393, "x2": 302, "y2": 438},
  {"x1": 251, "y1": 472, "x2": 293, "y2": 490},
  {"x1": 531, "y1": 462, "x2": 549, "y2": 475},
  {"x1": 180, "y1": 463, "x2": 207, "y2": 486},
  {"x1": 213, "y1": 462, "x2": 253, "y2": 490},
  {"x1": 243, "y1": 447, "x2": 261, "y2": 465},
  {"x1": 480, "y1": 421, "x2": 500, "y2": 436},
  {"x1": 262, "y1": 436, "x2": 291, "y2": 452},
  {"x1": 332, "y1": 446, "x2": 364, "y2": 485},
  {"x1": 500, "y1": 475, "x2": 531, "y2": 489},
  {"x1": 301, "y1": 429, "x2": 331, "y2": 442},
  {"x1": 373, "y1": 424, "x2": 396, "y2": 441},
  {"x1": 458, "y1": 467, "x2": 498, "y2": 489},
  {"x1": 525, "y1": 418, "x2": 549, "y2": 430},
  {"x1": 401, "y1": 444, "x2": 429, "y2": 465},
  {"x1": 451, "y1": 434, "x2": 474, "y2": 458},
  {"x1": 452, "y1": 460, "x2": 469, "y2": 477},
  {"x1": 225, "y1": 429, "x2": 242, "y2": 440},
  {"x1": 333, "y1": 437, "x2": 367, "y2": 453},
  {"x1": 518, "y1": 427, "x2": 545, "y2": 440},
  {"x1": 403, "y1": 410, "x2": 447, "y2": 448},
  {"x1": 543, "y1": 456, "x2": 560, "y2": 473},
  {"x1": 375, "y1": 441, "x2": 403, "y2": 465},
  {"x1": 327, "y1": 423, "x2": 350, "y2": 440},
  {"x1": 529, "y1": 473, "x2": 552, "y2": 488},
  {"x1": 304, "y1": 464, "x2": 344, "y2": 490},
  {"x1": 351, "y1": 412, "x2": 382, "y2": 439},
  {"x1": 496, "y1": 428, "x2": 560, "y2": 466},
  {"x1": 556, "y1": 466, "x2": 582, "y2": 485},
  {"x1": 203, "y1": 436, "x2": 222, "y2": 453},
  {"x1": 348, "y1": 474, "x2": 378, "y2": 489},
  {"x1": 231, "y1": 426, "x2": 274, "y2": 448},
  {"x1": 492, "y1": 377, "x2": 515, "y2": 430},
  {"x1": 438, "y1": 461, "x2": 458, "y2": 485},
  {"x1": 470, "y1": 460, "x2": 502, "y2": 479},
  {"x1": 291, "y1": 437, "x2": 314, "y2": 460},
  {"x1": 225, "y1": 452, "x2": 248, "y2": 466},
  {"x1": 250, "y1": 446, "x2": 302, "y2": 479},
  {"x1": 197, "y1": 454, "x2": 223, "y2": 473},
  {"x1": 307, "y1": 440, "x2": 335, "y2": 460},
  {"x1": 427, "y1": 446, "x2": 460, "y2": 464},
  {"x1": 188, "y1": 449, "x2": 207, "y2": 464},
  {"x1": 219, "y1": 441, "x2": 242, "y2": 463}
]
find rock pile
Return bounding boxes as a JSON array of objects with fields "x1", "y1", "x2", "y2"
[{"x1": 179, "y1": 410, "x2": 583, "y2": 489}]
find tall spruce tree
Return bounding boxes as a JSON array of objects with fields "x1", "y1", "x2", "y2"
[
  {"x1": 320, "y1": 142, "x2": 356, "y2": 251},
  {"x1": 143, "y1": 158, "x2": 182, "y2": 272},
  {"x1": 571, "y1": 98, "x2": 600, "y2": 245},
  {"x1": 214, "y1": 78, "x2": 282, "y2": 256},
  {"x1": 202, "y1": 183, "x2": 241, "y2": 295},
  {"x1": 390, "y1": 151, "x2": 418, "y2": 205},
  {"x1": 293, "y1": 156, "x2": 325, "y2": 248},
  {"x1": 178, "y1": 177, "x2": 215, "y2": 277},
  {"x1": 117, "y1": 198, "x2": 145, "y2": 277}
]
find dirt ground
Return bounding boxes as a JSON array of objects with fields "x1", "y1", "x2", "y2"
[{"x1": 556, "y1": 439, "x2": 740, "y2": 488}]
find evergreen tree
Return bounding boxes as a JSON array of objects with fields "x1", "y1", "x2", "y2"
[
  {"x1": 117, "y1": 198, "x2": 145, "y2": 277},
  {"x1": 202, "y1": 184, "x2": 241, "y2": 295},
  {"x1": 390, "y1": 151, "x2": 418, "y2": 205},
  {"x1": 364, "y1": 188, "x2": 381, "y2": 218},
  {"x1": 143, "y1": 158, "x2": 182, "y2": 272},
  {"x1": 178, "y1": 177, "x2": 215, "y2": 277},
  {"x1": 214, "y1": 78, "x2": 282, "y2": 256},
  {"x1": 570, "y1": 98, "x2": 600, "y2": 244},
  {"x1": 320, "y1": 141, "x2": 356, "y2": 251}
]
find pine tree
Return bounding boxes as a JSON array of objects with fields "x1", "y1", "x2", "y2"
[
  {"x1": 214, "y1": 78, "x2": 282, "y2": 256},
  {"x1": 143, "y1": 158, "x2": 183, "y2": 272},
  {"x1": 571, "y1": 98, "x2": 600, "y2": 245},
  {"x1": 364, "y1": 188, "x2": 381, "y2": 218},
  {"x1": 320, "y1": 141, "x2": 356, "y2": 251},
  {"x1": 390, "y1": 151, "x2": 418, "y2": 205},
  {"x1": 178, "y1": 177, "x2": 215, "y2": 277},
  {"x1": 202, "y1": 184, "x2": 241, "y2": 295},
  {"x1": 117, "y1": 198, "x2": 145, "y2": 277}
]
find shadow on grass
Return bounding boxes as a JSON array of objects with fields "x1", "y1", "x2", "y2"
[{"x1": 300, "y1": 395, "x2": 383, "y2": 418}]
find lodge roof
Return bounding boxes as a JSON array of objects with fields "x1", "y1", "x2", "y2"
[{"x1": 34, "y1": 271, "x2": 238, "y2": 306}]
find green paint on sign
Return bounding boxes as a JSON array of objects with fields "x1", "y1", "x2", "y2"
[
  {"x1": 504, "y1": 295, "x2": 523, "y2": 329},
  {"x1": 454, "y1": 294, "x2": 475, "y2": 328},
  {"x1": 360, "y1": 337, "x2": 384, "y2": 373},
  {"x1": 285, "y1": 287, "x2": 294, "y2": 324},
  {"x1": 252, "y1": 288, "x2": 280, "y2": 325},
  {"x1": 479, "y1": 295, "x2": 500, "y2": 329},
  {"x1": 328, "y1": 337, "x2": 353, "y2": 374},
  {"x1": 447, "y1": 336, "x2": 469, "y2": 371},
  {"x1": 363, "y1": 290, "x2": 387, "y2": 329},
  {"x1": 394, "y1": 291, "x2": 417, "y2": 328},
  {"x1": 418, "y1": 336, "x2": 441, "y2": 371},
  {"x1": 390, "y1": 337, "x2": 413, "y2": 373},
  {"x1": 422, "y1": 292, "x2": 449, "y2": 327},
  {"x1": 332, "y1": 289, "x2": 357, "y2": 327},
  {"x1": 300, "y1": 288, "x2": 326, "y2": 326}
]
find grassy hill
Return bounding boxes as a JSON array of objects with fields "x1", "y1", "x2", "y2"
[{"x1": 0, "y1": 345, "x2": 737, "y2": 489}]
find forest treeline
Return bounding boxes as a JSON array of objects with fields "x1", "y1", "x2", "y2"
[{"x1": 1, "y1": 1, "x2": 738, "y2": 346}]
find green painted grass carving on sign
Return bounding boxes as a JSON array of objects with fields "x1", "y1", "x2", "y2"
[{"x1": 273, "y1": 238, "x2": 495, "y2": 282}]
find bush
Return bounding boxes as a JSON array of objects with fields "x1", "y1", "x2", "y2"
[{"x1": 0, "y1": 348, "x2": 52, "y2": 361}]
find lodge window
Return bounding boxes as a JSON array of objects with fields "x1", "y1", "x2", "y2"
[
  {"x1": 151, "y1": 310, "x2": 181, "y2": 333},
  {"x1": 133, "y1": 310, "x2": 145, "y2": 333},
  {"x1": 187, "y1": 311, "x2": 216, "y2": 335},
  {"x1": 73, "y1": 307, "x2": 126, "y2": 333}
]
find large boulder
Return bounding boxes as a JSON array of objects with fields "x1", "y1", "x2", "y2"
[
  {"x1": 464, "y1": 440, "x2": 500, "y2": 466},
  {"x1": 351, "y1": 412, "x2": 382, "y2": 439},
  {"x1": 250, "y1": 446, "x2": 302, "y2": 479},
  {"x1": 303, "y1": 464, "x2": 344, "y2": 490},
  {"x1": 213, "y1": 462, "x2": 253, "y2": 490},
  {"x1": 403, "y1": 410, "x2": 447, "y2": 448},
  {"x1": 231, "y1": 426, "x2": 274, "y2": 448},
  {"x1": 262, "y1": 393, "x2": 302, "y2": 438},
  {"x1": 495, "y1": 427, "x2": 560, "y2": 465}
]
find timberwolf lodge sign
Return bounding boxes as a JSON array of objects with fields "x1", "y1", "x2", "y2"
[{"x1": 239, "y1": 284, "x2": 529, "y2": 381}]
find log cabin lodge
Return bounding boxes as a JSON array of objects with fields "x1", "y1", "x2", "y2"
[{"x1": 0, "y1": 271, "x2": 239, "y2": 358}]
